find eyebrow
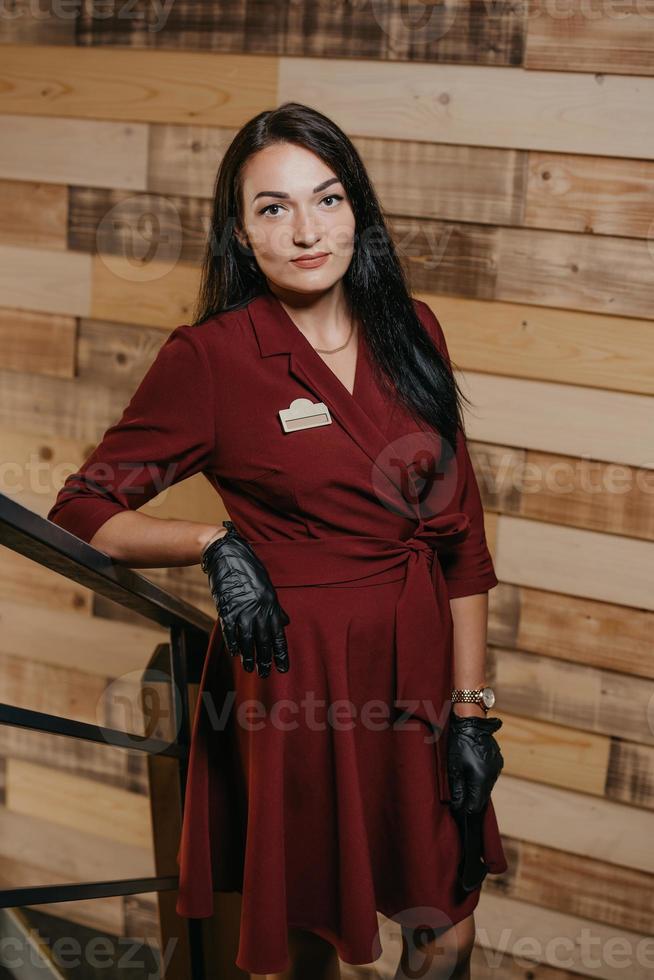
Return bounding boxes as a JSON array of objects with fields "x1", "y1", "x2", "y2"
[{"x1": 252, "y1": 176, "x2": 341, "y2": 203}]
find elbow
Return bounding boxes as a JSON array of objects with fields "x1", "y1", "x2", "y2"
[{"x1": 88, "y1": 520, "x2": 126, "y2": 561}]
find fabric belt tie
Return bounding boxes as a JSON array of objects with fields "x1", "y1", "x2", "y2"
[{"x1": 247, "y1": 512, "x2": 471, "y2": 731}]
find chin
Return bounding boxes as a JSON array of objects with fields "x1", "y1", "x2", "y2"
[{"x1": 267, "y1": 268, "x2": 347, "y2": 297}]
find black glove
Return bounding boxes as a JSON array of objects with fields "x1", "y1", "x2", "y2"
[
  {"x1": 447, "y1": 714, "x2": 504, "y2": 813},
  {"x1": 201, "y1": 520, "x2": 291, "y2": 677},
  {"x1": 446, "y1": 714, "x2": 504, "y2": 893}
]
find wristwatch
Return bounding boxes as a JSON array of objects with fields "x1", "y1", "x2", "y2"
[{"x1": 451, "y1": 685, "x2": 496, "y2": 713}]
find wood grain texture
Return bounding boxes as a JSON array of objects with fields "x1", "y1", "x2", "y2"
[
  {"x1": 76, "y1": 0, "x2": 526, "y2": 66},
  {"x1": 463, "y1": 371, "x2": 654, "y2": 470},
  {"x1": 525, "y1": 2, "x2": 654, "y2": 76},
  {"x1": 0, "y1": 44, "x2": 277, "y2": 126},
  {"x1": 279, "y1": 58, "x2": 654, "y2": 158},
  {"x1": 0, "y1": 545, "x2": 93, "y2": 615},
  {"x1": 6, "y1": 758, "x2": 153, "y2": 848},
  {"x1": 0, "y1": 2, "x2": 79, "y2": 46},
  {"x1": 0, "y1": 114, "x2": 149, "y2": 190},
  {"x1": 399, "y1": 219, "x2": 654, "y2": 320},
  {"x1": 492, "y1": 774, "x2": 654, "y2": 873},
  {"x1": 147, "y1": 122, "x2": 238, "y2": 198},
  {"x1": 416, "y1": 292, "x2": 654, "y2": 396},
  {"x1": 498, "y1": 711, "x2": 611, "y2": 799},
  {"x1": 495, "y1": 514, "x2": 654, "y2": 610},
  {"x1": 492, "y1": 646, "x2": 654, "y2": 746},
  {"x1": 0, "y1": 805, "x2": 151, "y2": 893},
  {"x1": 147, "y1": 124, "x2": 649, "y2": 245},
  {"x1": 470, "y1": 438, "x2": 654, "y2": 541},
  {"x1": 90, "y1": 254, "x2": 200, "y2": 328},
  {"x1": 495, "y1": 225, "x2": 654, "y2": 320},
  {"x1": 68, "y1": 184, "x2": 210, "y2": 263},
  {"x1": 525, "y1": 152, "x2": 654, "y2": 238},
  {"x1": 0, "y1": 179, "x2": 67, "y2": 248},
  {"x1": 0, "y1": 308, "x2": 76, "y2": 377},
  {"x1": 500, "y1": 584, "x2": 654, "y2": 681},
  {"x1": 519, "y1": 449, "x2": 654, "y2": 541},
  {"x1": 0, "y1": 243, "x2": 92, "y2": 317},
  {"x1": 0, "y1": 597, "x2": 165, "y2": 678},
  {"x1": 359, "y1": 135, "x2": 528, "y2": 225},
  {"x1": 485, "y1": 837, "x2": 654, "y2": 937},
  {"x1": 476, "y1": 891, "x2": 653, "y2": 979}
]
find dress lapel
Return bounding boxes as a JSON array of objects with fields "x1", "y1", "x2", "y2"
[{"x1": 247, "y1": 291, "x2": 430, "y2": 519}]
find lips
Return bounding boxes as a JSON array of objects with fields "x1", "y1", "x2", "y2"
[{"x1": 291, "y1": 252, "x2": 330, "y2": 268}]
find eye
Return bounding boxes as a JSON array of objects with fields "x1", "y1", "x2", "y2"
[
  {"x1": 321, "y1": 194, "x2": 344, "y2": 207},
  {"x1": 259, "y1": 203, "x2": 286, "y2": 217}
]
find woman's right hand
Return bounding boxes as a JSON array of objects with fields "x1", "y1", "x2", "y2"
[{"x1": 200, "y1": 520, "x2": 291, "y2": 677}]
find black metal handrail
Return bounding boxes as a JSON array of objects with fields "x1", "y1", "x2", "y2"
[{"x1": 0, "y1": 491, "x2": 215, "y2": 979}]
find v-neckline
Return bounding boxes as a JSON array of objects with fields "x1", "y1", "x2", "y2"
[{"x1": 274, "y1": 295, "x2": 364, "y2": 402}]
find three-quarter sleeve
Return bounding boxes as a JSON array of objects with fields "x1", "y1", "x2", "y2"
[
  {"x1": 47, "y1": 324, "x2": 216, "y2": 545},
  {"x1": 416, "y1": 300, "x2": 499, "y2": 598}
]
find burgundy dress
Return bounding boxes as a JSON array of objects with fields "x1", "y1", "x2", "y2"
[{"x1": 47, "y1": 292, "x2": 508, "y2": 975}]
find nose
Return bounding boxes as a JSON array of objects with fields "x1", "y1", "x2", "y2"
[{"x1": 292, "y1": 206, "x2": 323, "y2": 247}]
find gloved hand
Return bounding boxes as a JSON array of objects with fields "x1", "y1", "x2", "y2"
[
  {"x1": 446, "y1": 713, "x2": 504, "y2": 893},
  {"x1": 201, "y1": 520, "x2": 291, "y2": 677},
  {"x1": 447, "y1": 714, "x2": 504, "y2": 813}
]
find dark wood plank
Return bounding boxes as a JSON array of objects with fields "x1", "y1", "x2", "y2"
[{"x1": 76, "y1": 0, "x2": 526, "y2": 66}]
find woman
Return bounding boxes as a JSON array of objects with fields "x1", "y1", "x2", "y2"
[{"x1": 48, "y1": 102, "x2": 507, "y2": 979}]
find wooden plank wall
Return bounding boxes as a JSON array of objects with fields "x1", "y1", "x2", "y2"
[{"x1": 1, "y1": 3, "x2": 653, "y2": 978}]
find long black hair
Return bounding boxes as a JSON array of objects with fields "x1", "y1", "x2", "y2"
[{"x1": 191, "y1": 101, "x2": 471, "y2": 450}]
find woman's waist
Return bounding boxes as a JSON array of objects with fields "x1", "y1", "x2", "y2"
[{"x1": 247, "y1": 530, "x2": 437, "y2": 590}]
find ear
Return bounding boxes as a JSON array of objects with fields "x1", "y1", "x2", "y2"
[{"x1": 233, "y1": 224, "x2": 250, "y2": 251}]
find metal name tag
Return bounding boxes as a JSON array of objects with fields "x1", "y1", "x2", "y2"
[{"x1": 278, "y1": 397, "x2": 333, "y2": 433}]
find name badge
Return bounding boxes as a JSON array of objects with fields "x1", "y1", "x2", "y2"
[{"x1": 278, "y1": 397, "x2": 332, "y2": 433}]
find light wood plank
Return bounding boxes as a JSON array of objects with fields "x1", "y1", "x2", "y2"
[
  {"x1": 6, "y1": 758, "x2": 153, "y2": 848},
  {"x1": 476, "y1": 892, "x2": 653, "y2": 979},
  {"x1": 494, "y1": 647, "x2": 654, "y2": 747},
  {"x1": 148, "y1": 123, "x2": 237, "y2": 198},
  {"x1": 495, "y1": 225, "x2": 654, "y2": 320},
  {"x1": 0, "y1": 851, "x2": 126, "y2": 937},
  {"x1": 525, "y1": 4, "x2": 654, "y2": 76},
  {"x1": 91, "y1": 254, "x2": 200, "y2": 328},
  {"x1": 492, "y1": 773, "x2": 653, "y2": 873},
  {"x1": 0, "y1": 649, "x2": 107, "y2": 730},
  {"x1": 494, "y1": 515, "x2": 654, "y2": 610},
  {"x1": 462, "y1": 371, "x2": 654, "y2": 470},
  {"x1": 499, "y1": 711, "x2": 610, "y2": 798},
  {"x1": 279, "y1": 59, "x2": 654, "y2": 159},
  {"x1": 0, "y1": 807, "x2": 154, "y2": 885},
  {"x1": 0, "y1": 308, "x2": 76, "y2": 378},
  {"x1": 525, "y1": 152, "x2": 654, "y2": 238},
  {"x1": 483, "y1": 836, "x2": 654, "y2": 938},
  {"x1": 0, "y1": 114, "x2": 148, "y2": 190},
  {"x1": 0, "y1": 243, "x2": 91, "y2": 317},
  {"x1": 0, "y1": 597, "x2": 165, "y2": 679},
  {"x1": 416, "y1": 292, "x2": 654, "y2": 396},
  {"x1": 357, "y1": 136, "x2": 526, "y2": 225},
  {"x1": 520, "y1": 449, "x2": 654, "y2": 541},
  {"x1": 0, "y1": 45, "x2": 277, "y2": 127},
  {"x1": 512, "y1": 586, "x2": 654, "y2": 681},
  {"x1": 0, "y1": 546, "x2": 93, "y2": 615},
  {"x1": 0, "y1": 179, "x2": 67, "y2": 248},
  {"x1": 469, "y1": 438, "x2": 654, "y2": 542}
]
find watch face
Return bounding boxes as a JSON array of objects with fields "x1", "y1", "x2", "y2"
[{"x1": 481, "y1": 686, "x2": 495, "y2": 709}]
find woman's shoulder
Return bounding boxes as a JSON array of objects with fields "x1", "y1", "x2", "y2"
[{"x1": 175, "y1": 305, "x2": 250, "y2": 358}]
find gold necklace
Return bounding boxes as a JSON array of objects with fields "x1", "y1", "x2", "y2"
[{"x1": 314, "y1": 313, "x2": 356, "y2": 354}]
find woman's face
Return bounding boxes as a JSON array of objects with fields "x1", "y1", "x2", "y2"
[{"x1": 235, "y1": 142, "x2": 356, "y2": 296}]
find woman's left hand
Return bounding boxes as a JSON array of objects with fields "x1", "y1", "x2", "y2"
[{"x1": 446, "y1": 714, "x2": 504, "y2": 813}]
